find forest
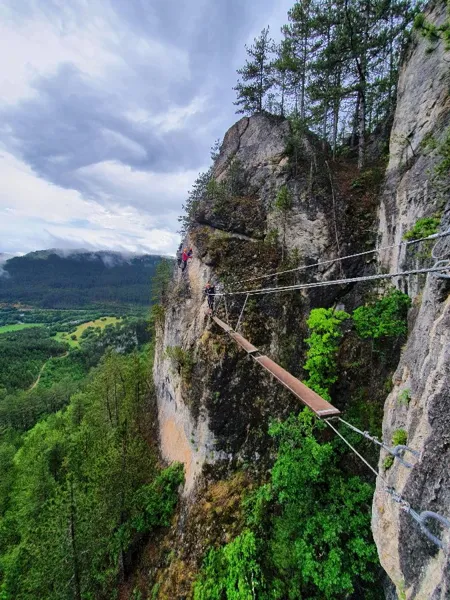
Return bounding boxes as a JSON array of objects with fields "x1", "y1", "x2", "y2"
[
  {"x1": 0, "y1": 261, "x2": 183, "y2": 600},
  {"x1": 0, "y1": 251, "x2": 166, "y2": 309},
  {"x1": 232, "y1": 0, "x2": 448, "y2": 167}
]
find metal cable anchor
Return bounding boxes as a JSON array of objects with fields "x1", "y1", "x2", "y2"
[
  {"x1": 339, "y1": 418, "x2": 418, "y2": 468},
  {"x1": 387, "y1": 487, "x2": 450, "y2": 551}
]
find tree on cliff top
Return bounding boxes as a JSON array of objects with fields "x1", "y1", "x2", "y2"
[{"x1": 233, "y1": 27, "x2": 275, "y2": 114}]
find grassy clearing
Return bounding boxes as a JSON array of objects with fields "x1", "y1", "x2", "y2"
[
  {"x1": 54, "y1": 316, "x2": 122, "y2": 347},
  {"x1": 0, "y1": 323, "x2": 44, "y2": 334}
]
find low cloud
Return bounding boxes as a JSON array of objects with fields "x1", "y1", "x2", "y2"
[{"x1": 0, "y1": 0, "x2": 293, "y2": 255}]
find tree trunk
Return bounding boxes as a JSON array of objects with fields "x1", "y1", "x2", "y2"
[
  {"x1": 322, "y1": 104, "x2": 328, "y2": 151},
  {"x1": 350, "y1": 92, "x2": 360, "y2": 148},
  {"x1": 332, "y1": 97, "x2": 339, "y2": 158},
  {"x1": 300, "y1": 40, "x2": 307, "y2": 120},
  {"x1": 69, "y1": 480, "x2": 82, "y2": 600},
  {"x1": 358, "y1": 89, "x2": 366, "y2": 169}
]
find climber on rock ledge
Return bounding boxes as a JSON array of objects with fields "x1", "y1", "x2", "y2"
[{"x1": 204, "y1": 282, "x2": 216, "y2": 314}]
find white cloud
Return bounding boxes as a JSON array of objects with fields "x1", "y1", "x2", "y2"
[
  {"x1": 0, "y1": 149, "x2": 179, "y2": 255},
  {"x1": 126, "y1": 95, "x2": 208, "y2": 133},
  {"x1": 75, "y1": 159, "x2": 202, "y2": 221},
  {"x1": 0, "y1": 0, "x2": 190, "y2": 106},
  {"x1": 0, "y1": 3, "x2": 121, "y2": 104}
]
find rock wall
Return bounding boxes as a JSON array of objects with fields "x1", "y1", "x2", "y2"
[
  {"x1": 372, "y1": 2, "x2": 450, "y2": 598},
  {"x1": 378, "y1": 0, "x2": 450, "y2": 282},
  {"x1": 153, "y1": 113, "x2": 340, "y2": 494}
]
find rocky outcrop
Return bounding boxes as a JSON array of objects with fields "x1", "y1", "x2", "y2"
[
  {"x1": 153, "y1": 114, "x2": 341, "y2": 494},
  {"x1": 378, "y1": 0, "x2": 450, "y2": 283},
  {"x1": 372, "y1": 2, "x2": 450, "y2": 597}
]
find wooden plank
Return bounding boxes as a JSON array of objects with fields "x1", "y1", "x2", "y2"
[
  {"x1": 229, "y1": 332, "x2": 259, "y2": 354},
  {"x1": 212, "y1": 316, "x2": 232, "y2": 332},
  {"x1": 255, "y1": 355, "x2": 340, "y2": 417},
  {"x1": 211, "y1": 315, "x2": 339, "y2": 417}
]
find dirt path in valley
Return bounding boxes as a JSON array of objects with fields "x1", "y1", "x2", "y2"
[{"x1": 28, "y1": 351, "x2": 69, "y2": 391}]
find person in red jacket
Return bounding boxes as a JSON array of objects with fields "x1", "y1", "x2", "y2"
[{"x1": 181, "y1": 248, "x2": 189, "y2": 272}]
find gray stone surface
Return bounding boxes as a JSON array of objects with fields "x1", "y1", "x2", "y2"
[
  {"x1": 372, "y1": 3, "x2": 450, "y2": 597},
  {"x1": 378, "y1": 0, "x2": 450, "y2": 290}
]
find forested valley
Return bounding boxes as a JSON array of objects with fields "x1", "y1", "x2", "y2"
[{"x1": 0, "y1": 256, "x2": 182, "y2": 599}]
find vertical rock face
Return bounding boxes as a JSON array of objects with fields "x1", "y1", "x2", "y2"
[
  {"x1": 153, "y1": 114, "x2": 338, "y2": 494},
  {"x1": 378, "y1": 1, "x2": 450, "y2": 281},
  {"x1": 372, "y1": 2, "x2": 450, "y2": 597}
]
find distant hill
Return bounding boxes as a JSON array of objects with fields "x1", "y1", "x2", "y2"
[{"x1": 0, "y1": 250, "x2": 170, "y2": 308}]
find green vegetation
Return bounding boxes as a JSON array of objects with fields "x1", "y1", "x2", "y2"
[
  {"x1": 233, "y1": 27, "x2": 273, "y2": 115},
  {"x1": 383, "y1": 455, "x2": 395, "y2": 470},
  {"x1": 0, "y1": 323, "x2": 43, "y2": 334},
  {"x1": 392, "y1": 428, "x2": 408, "y2": 446},
  {"x1": 0, "y1": 352, "x2": 183, "y2": 600},
  {"x1": 304, "y1": 308, "x2": 350, "y2": 401},
  {"x1": 233, "y1": 0, "x2": 417, "y2": 167},
  {"x1": 414, "y1": 2, "x2": 450, "y2": 51},
  {"x1": 165, "y1": 346, "x2": 195, "y2": 383},
  {"x1": 54, "y1": 316, "x2": 122, "y2": 348},
  {"x1": 0, "y1": 328, "x2": 67, "y2": 392},
  {"x1": 352, "y1": 289, "x2": 411, "y2": 340},
  {"x1": 0, "y1": 251, "x2": 164, "y2": 309},
  {"x1": 398, "y1": 389, "x2": 411, "y2": 406},
  {"x1": 194, "y1": 410, "x2": 379, "y2": 599},
  {"x1": 403, "y1": 216, "x2": 441, "y2": 241}
]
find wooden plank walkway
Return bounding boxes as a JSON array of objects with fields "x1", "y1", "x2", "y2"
[{"x1": 212, "y1": 315, "x2": 340, "y2": 418}]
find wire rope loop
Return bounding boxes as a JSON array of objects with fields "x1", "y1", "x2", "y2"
[
  {"x1": 388, "y1": 445, "x2": 420, "y2": 469},
  {"x1": 431, "y1": 229, "x2": 450, "y2": 260},
  {"x1": 418, "y1": 511, "x2": 450, "y2": 551},
  {"x1": 386, "y1": 488, "x2": 450, "y2": 551}
]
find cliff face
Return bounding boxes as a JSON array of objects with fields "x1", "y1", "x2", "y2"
[
  {"x1": 150, "y1": 4, "x2": 449, "y2": 597},
  {"x1": 153, "y1": 113, "x2": 338, "y2": 494},
  {"x1": 372, "y1": 2, "x2": 450, "y2": 598},
  {"x1": 378, "y1": 1, "x2": 450, "y2": 284}
]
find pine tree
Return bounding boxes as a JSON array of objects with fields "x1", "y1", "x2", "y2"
[
  {"x1": 233, "y1": 27, "x2": 275, "y2": 114},
  {"x1": 282, "y1": 0, "x2": 317, "y2": 120}
]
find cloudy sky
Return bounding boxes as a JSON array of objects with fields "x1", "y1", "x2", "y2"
[{"x1": 0, "y1": 0, "x2": 292, "y2": 256}]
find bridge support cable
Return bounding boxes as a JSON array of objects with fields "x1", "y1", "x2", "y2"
[
  {"x1": 214, "y1": 263, "x2": 450, "y2": 299},
  {"x1": 325, "y1": 419, "x2": 449, "y2": 551},
  {"x1": 338, "y1": 417, "x2": 419, "y2": 468},
  {"x1": 234, "y1": 228, "x2": 450, "y2": 286},
  {"x1": 235, "y1": 293, "x2": 249, "y2": 333},
  {"x1": 210, "y1": 317, "x2": 449, "y2": 551}
]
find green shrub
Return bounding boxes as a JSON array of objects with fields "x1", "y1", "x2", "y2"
[
  {"x1": 304, "y1": 308, "x2": 350, "y2": 401},
  {"x1": 193, "y1": 530, "x2": 264, "y2": 600},
  {"x1": 403, "y1": 216, "x2": 441, "y2": 241},
  {"x1": 352, "y1": 289, "x2": 411, "y2": 340},
  {"x1": 194, "y1": 410, "x2": 379, "y2": 599},
  {"x1": 392, "y1": 429, "x2": 408, "y2": 447},
  {"x1": 398, "y1": 389, "x2": 411, "y2": 406},
  {"x1": 165, "y1": 345, "x2": 195, "y2": 382},
  {"x1": 131, "y1": 462, "x2": 184, "y2": 533},
  {"x1": 274, "y1": 185, "x2": 293, "y2": 212},
  {"x1": 383, "y1": 455, "x2": 395, "y2": 470}
]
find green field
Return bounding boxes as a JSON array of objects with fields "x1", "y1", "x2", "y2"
[
  {"x1": 0, "y1": 323, "x2": 44, "y2": 334},
  {"x1": 54, "y1": 316, "x2": 122, "y2": 347}
]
